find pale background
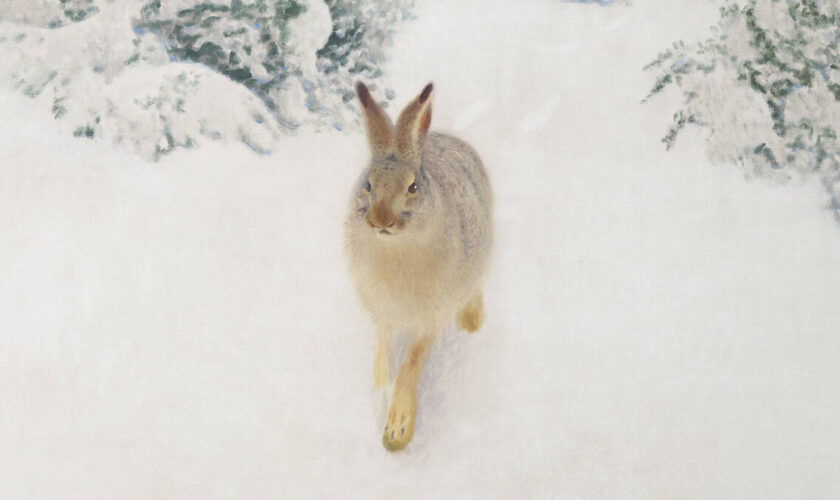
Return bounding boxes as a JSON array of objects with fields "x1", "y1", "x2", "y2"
[{"x1": 2, "y1": 0, "x2": 840, "y2": 497}]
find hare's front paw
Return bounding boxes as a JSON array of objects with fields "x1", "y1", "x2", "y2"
[
  {"x1": 373, "y1": 347, "x2": 389, "y2": 388},
  {"x1": 382, "y1": 386, "x2": 416, "y2": 452}
]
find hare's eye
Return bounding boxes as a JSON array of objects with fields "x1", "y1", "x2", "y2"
[
  {"x1": 407, "y1": 182, "x2": 419, "y2": 194},
  {"x1": 365, "y1": 181, "x2": 371, "y2": 192}
]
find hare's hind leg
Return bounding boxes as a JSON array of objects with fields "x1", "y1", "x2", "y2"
[
  {"x1": 456, "y1": 291, "x2": 485, "y2": 333},
  {"x1": 382, "y1": 334, "x2": 433, "y2": 452},
  {"x1": 374, "y1": 325, "x2": 390, "y2": 388}
]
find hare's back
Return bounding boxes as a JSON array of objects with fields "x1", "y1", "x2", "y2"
[
  {"x1": 422, "y1": 133, "x2": 493, "y2": 265},
  {"x1": 424, "y1": 133, "x2": 491, "y2": 211}
]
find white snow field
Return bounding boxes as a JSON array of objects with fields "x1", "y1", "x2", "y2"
[{"x1": 3, "y1": 0, "x2": 840, "y2": 497}]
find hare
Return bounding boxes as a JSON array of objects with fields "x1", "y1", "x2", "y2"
[{"x1": 344, "y1": 82, "x2": 493, "y2": 452}]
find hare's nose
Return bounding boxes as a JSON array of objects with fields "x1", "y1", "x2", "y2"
[{"x1": 370, "y1": 201, "x2": 396, "y2": 229}]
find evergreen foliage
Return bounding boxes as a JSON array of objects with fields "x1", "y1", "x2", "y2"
[{"x1": 645, "y1": 0, "x2": 840, "y2": 218}]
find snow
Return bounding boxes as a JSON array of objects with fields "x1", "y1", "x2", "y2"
[{"x1": 2, "y1": 0, "x2": 840, "y2": 497}]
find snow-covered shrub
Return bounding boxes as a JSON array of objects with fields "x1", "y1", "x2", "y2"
[
  {"x1": 644, "y1": 0, "x2": 840, "y2": 218},
  {"x1": 135, "y1": 0, "x2": 411, "y2": 130},
  {"x1": 0, "y1": 0, "x2": 413, "y2": 160},
  {"x1": 0, "y1": 0, "x2": 103, "y2": 28}
]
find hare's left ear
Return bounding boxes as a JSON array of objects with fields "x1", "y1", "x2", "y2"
[{"x1": 395, "y1": 83, "x2": 433, "y2": 161}]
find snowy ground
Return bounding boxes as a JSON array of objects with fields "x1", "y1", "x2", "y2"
[{"x1": 3, "y1": 0, "x2": 840, "y2": 498}]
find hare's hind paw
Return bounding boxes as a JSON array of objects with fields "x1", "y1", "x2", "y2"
[{"x1": 457, "y1": 291, "x2": 485, "y2": 333}]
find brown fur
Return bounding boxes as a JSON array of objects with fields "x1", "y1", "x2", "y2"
[
  {"x1": 419, "y1": 108, "x2": 432, "y2": 140},
  {"x1": 356, "y1": 81, "x2": 394, "y2": 158},
  {"x1": 369, "y1": 200, "x2": 395, "y2": 229},
  {"x1": 395, "y1": 86, "x2": 433, "y2": 160},
  {"x1": 456, "y1": 291, "x2": 485, "y2": 333}
]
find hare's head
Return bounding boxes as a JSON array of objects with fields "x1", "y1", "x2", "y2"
[{"x1": 354, "y1": 81, "x2": 436, "y2": 240}]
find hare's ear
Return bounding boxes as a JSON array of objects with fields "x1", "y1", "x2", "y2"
[
  {"x1": 356, "y1": 81, "x2": 394, "y2": 158},
  {"x1": 395, "y1": 83, "x2": 433, "y2": 161}
]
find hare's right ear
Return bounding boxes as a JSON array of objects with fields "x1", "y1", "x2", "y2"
[
  {"x1": 395, "y1": 83, "x2": 433, "y2": 161},
  {"x1": 356, "y1": 82, "x2": 394, "y2": 158}
]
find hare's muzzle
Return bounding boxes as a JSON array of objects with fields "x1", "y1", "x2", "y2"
[{"x1": 368, "y1": 200, "x2": 396, "y2": 230}]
